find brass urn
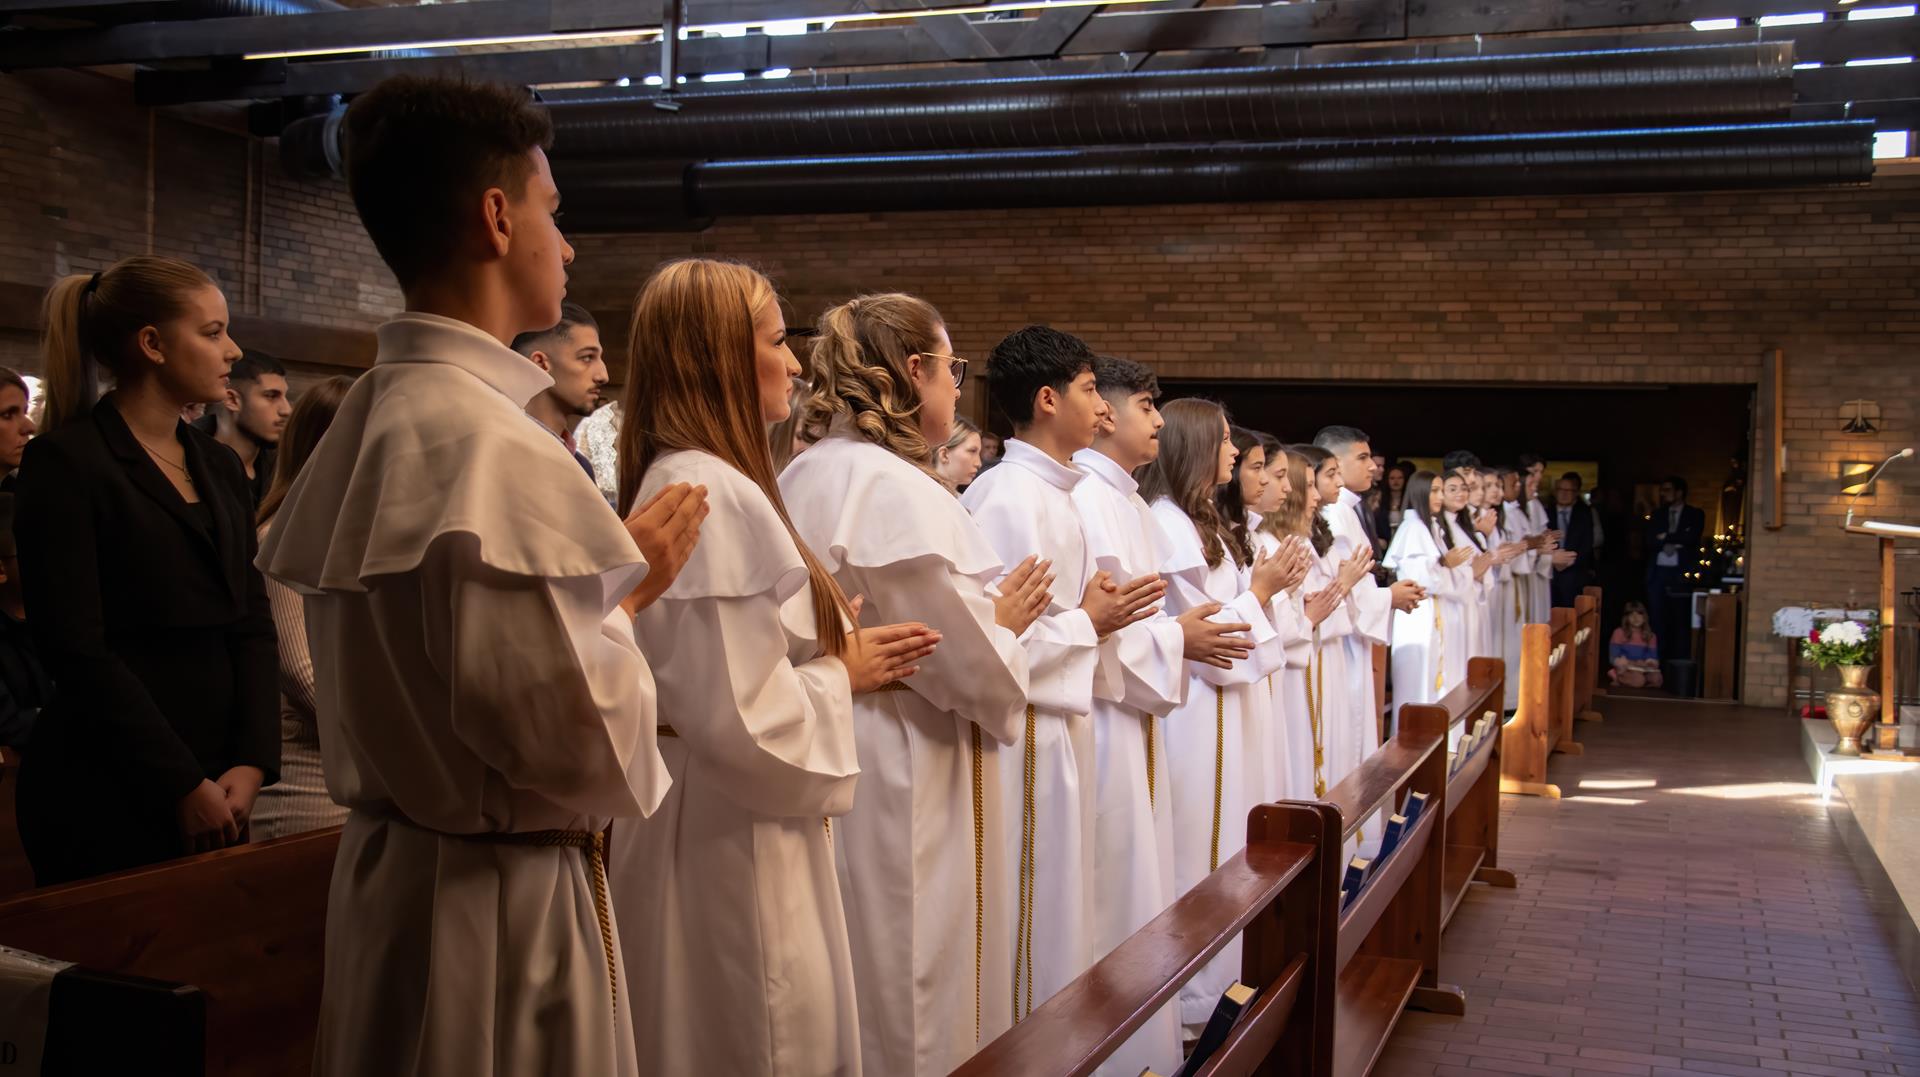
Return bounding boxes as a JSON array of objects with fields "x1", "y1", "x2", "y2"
[{"x1": 1826, "y1": 664, "x2": 1881, "y2": 756}]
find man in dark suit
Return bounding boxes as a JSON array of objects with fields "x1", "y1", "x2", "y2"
[
  {"x1": 1549, "y1": 472, "x2": 1598, "y2": 608},
  {"x1": 1642, "y1": 475, "x2": 1705, "y2": 659}
]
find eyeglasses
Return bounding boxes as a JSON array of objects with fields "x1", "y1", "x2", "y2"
[{"x1": 920, "y1": 352, "x2": 969, "y2": 388}]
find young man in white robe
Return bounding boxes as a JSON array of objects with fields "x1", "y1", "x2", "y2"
[
  {"x1": 257, "y1": 76, "x2": 705, "y2": 1077},
  {"x1": 1311, "y1": 426, "x2": 1423, "y2": 758},
  {"x1": 961, "y1": 326, "x2": 1165, "y2": 1025},
  {"x1": 1072, "y1": 359, "x2": 1255, "y2": 1076}
]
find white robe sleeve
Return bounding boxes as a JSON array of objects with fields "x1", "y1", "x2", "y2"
[
  {"x1": 843, "y1": 554, "x2": 1030, "y2": 746},
  {"x1": 639, "y1": 588, "x2": 858, "y2": 819},
  {"x1": 1149, "y1": 505, "x2": 1274, "y2": 688},
  {"x1": 429, "y1": 539, "x2": 668, "y2": 820},
  {"x1": 1096, "y1": 616, "x2": 1187, "y2": 715},
  {"x1": 967, "y1": 486, "x2": 1101, "y2": 715}
]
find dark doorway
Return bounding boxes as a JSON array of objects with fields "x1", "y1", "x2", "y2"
[{"x1": 1156, "y1": 379, "x2": 1755, "y2": 699}]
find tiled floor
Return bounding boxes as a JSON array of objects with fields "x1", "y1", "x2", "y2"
[{"x1": 1374, "y1": 697, "x2": 1920, "y2": 1077}]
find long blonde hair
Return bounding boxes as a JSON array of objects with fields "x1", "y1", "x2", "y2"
[
  {"x1": 258, "y1": 376, "x2": 354, "y2": 528},
  {"x1": 806, "y1": 292, "x2": 946, "y2": 481},
  {"x1": 616, "y1": 259, "x2": 851, "y2": 656},
  {"x1": 38, "y1": 256, "x2": 214, "y2": 434}
]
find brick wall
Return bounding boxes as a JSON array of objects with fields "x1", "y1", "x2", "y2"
[
  {"x1": 1, "y1": 64, "x2": 1913, "y2": 705},
  {"x1": 565, "y1": 175, "x2": 1920, "y2": 707}
]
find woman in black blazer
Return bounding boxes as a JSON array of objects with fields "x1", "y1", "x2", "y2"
[{"x1": 14, "y1": 256, "x2": 279, "y2": 886}]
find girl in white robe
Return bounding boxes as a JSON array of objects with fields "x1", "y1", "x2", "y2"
[
  {"x1": 779, "y1": 294, "x2": 1036, "y2": 1077},
  {"x1": 1268, "y1": 447, "x2": 1360, "y2": 808},
  {"x1": 1228, "y1": 430, "x2": 1314, "y2": 806},
  {"x1": 1383, "y1": 471, "x2": 1470, "y2": 718},
  {"x1": 1441, "y1": 470, "x2": 1493, "y2": 675},
  {"x1": 1250, "y1": 433, "x2": 1316, "y2": 803},
  {"x1": 1296, "y1": 445, "x2": 1379, "y2": 799},
  {"x1": 1139, "y1": 401, "x2": 1287, "y2": 1032},
  {"x1": 608, "y1": 260, "x2": 939, "y2": 1077},
  {"x1": 1521, "y1": 459, "x2": 1556, "y2": 625}
]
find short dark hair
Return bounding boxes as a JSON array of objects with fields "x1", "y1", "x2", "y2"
[
  {"x1": 229, "y1": 352, "x2": 287, "y2": 388},
  {"x1": 345, "y1": 76, "x2": 555, "y2": 290},
  {"x1": 986, "y1": 326, "x2": 1095, "y2": 426},
  {"x1": 1091, "y1": 355, "x2": 1158, "y2": 403},
  {"x1": 1443, "y1": 450, "x2": 1482, "y2": 471},
  {"x1": 511, "y1": 302, "x2": 599, "y2": 356},
  {"x1": 1663, "y1": 475, "x2": 1688, "y2": 496},
  {"x1": 1517, "y1": 453, "x2": 1544, "y2": 470},
  {"x1": 1558, "y1": 471, "x2": 1583, "y2": 488},
  {"x1": 1312, "y1": 425, "x2": 1370, "y2": 453}
]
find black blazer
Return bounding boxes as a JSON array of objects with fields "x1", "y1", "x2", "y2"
[
  {"x1": 1643, "y1": 502, "x2": 1706, "y2": 574},
  {"x1": 13, "y1": 395, "x2": 279, "y2": 806}
]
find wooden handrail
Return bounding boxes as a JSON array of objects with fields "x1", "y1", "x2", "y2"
[
  {"x1": 1324, "y1": 732, "x2": 1442, "y2": 843},
  {"x1": 953, "y1": 803, "x2": 1337, "y2": 1077},
  {"x1": 1400, "y1": 656, "x2": 1518, "y2": 930}
]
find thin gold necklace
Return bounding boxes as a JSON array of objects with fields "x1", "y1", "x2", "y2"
[{"x1": 133, "y1": 435, "x2": 194, "y2": 485}]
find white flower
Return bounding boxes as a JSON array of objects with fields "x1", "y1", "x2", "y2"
[
  {"x1": 1773, "y1": 607, "x2": 1815, "y2": 638},
  {"x1": 1821, "y1": 621, "x2": 1867, "y2": 646}
]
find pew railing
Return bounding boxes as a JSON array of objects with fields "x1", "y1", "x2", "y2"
[
  {"x1": 1549, "y1": 606, "x2": 1586, "y2": 760},
  {"x1": 1298, "y1": 720, "x2": 1460, "y2": 1077},
  {"x1": 1576, "y1": 586, "x2": 1605, "y2": 723},
  {"x1": 0, "y1": 827, "x2": 340, "y2": 1077},
  {"x1": 1397, "y1": 657, "x2": 1517, "y2": 931},
  {"x1": 953, "y1": 803, "x2": 1340, "y2": 1077}
]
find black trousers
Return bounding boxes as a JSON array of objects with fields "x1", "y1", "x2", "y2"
[{"x1": 1645, "y1": 565, "x2": 1687, "y2": 661}]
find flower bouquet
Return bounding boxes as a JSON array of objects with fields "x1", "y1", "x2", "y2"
[
  {"x1": 1803, "y1": 620, "x2": 1881, "y2": 755},
  {"x1": 1802, "y1": 619, "x2": 1877, "y2": 669}
]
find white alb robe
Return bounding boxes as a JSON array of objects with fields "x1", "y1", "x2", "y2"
[
  {"x1": 1322, "y1": 490, "x2": 1392, "y2": 772},
  {"x1": 780, "y1": 433, "x2": 1027, "y2": 1077},
  {"x1": 960, "y1": 439, "x2": 1103, "y2": 1024},
  {"x1": 1383, "y1": 515, "x2": 1468, "y2": 717},
  {"x1": 1248, "y1": 520, "x2": 1314, "y2": 804},
  {"x1": 256, "y1": 313, "x2": 668, "y2": 1077},
  {"x1": 1148, "y1": 499, "x2": 1278, "y2": 1029},
  {"x1": 1071, "y1": 449, "x2": 1185, "y2": 1077},
  {"x1": 1526, "y1": 499, "x2": 1554, "y2": 625},
  {"x1": 613, "y1": 450, "x2": 861, "y2": 1077},
  {"x1": 1284, "y1": 546, "x2": 1358, "y2": 802},
  {"x1": 1501, "y1": 500, "x2": 1539, "y2": 710}
]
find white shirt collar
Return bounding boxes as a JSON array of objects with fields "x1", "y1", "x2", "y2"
[
  {"x1": 1072, "y1": 448, "x2": 1138, "y2": 495},
  {"x1": 1337, "y1": 486, "x2": 1362, "y2": 509},
  {"x1": 375, "y1": 312, "x2": 555, "y2": 409},
  {"x1": 1004, "y1": 438, "x2": 1085, "y2": 493}
]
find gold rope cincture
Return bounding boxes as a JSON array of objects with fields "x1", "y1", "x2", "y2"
[
  {"x1": 483, "y1": 829, "x2": 619, "y2": 1020},
  {"x1": 1210, "y1": 686, "x2": 1226, "y2": 873},
  {"x1": 970, "y1": 722, "x2": 985, "y2": 1043},
  {"x1": 1306, "y1": 630, "x2": 1327, "y2": 799},
  {"x1": 1433, "y1": 597, "x2": 1447, "y2": 696},
  {"x1": 1012, "y1": 705, "x2": 1039, "y2": 1023},
  {"x1": 1142, "y1": 712, "x2": 1157, "y2": 812}
]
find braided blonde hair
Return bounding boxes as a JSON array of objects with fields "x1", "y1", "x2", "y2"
[{"x1": 806, "y1": 293, "x2": 947, "y2": 482}]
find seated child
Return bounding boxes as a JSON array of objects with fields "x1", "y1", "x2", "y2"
[{"x1": 1609, "y1": 600, "x2": 1662, "y2": 688}]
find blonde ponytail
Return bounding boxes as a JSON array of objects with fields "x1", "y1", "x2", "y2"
[
  {"x1": 35, "y1": 256, "x2": 215, "y2": 435},
  {"x1": 806, "y1": 293, "x2": 947, "y2": 484}
]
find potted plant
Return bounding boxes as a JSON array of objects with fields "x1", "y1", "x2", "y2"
[{"x1": 1802, "y1": 619, "x2": 1880, "y2": 755}]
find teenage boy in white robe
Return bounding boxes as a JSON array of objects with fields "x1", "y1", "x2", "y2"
[
  {"x1": 961, "y1": 326, "x2": 1165, "y2": 1025},
  {"x1": 257, "y1": 76, "x2": 705, "y2": 1077},
  {"x1": 1072, "y1": 358, "x2": 1255, "y2": 1076},
  {"x1": 1311, "y1": 426, "x2": 1423, "y2": 750}
]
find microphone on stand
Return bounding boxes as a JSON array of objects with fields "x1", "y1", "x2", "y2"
[{"x1": 1845, "y1": 447, "x2": 1914, "y2": 530}]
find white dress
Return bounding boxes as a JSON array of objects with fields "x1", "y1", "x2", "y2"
[
  {"x1": 1147, "y1": 499, "x2": 1278, "y2": 1030},
  {"x1": 613, "y1": 450, "x2": 861, "y2": 1077},
  {"x1": 1383, "y1": 515, "x2": 1469, "y2": 718},
  {"x1": 781, "y1": 433, "x2": 1027, "y2": 1077},
  {"x1": 960, "y1": 439, "x2": 1103, "y2": 1024},
  {"x1": 256, "y1": 313, "x2": 668, "y2": 1077},
  {"x1": 1323, "y1": 492, "x2": 1393, "y2": 788},
  {"x1": 1071, "y1": 449, "x2": 1185, "y2": 1077}
]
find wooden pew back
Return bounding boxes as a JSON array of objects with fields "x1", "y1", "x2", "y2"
[
  {"x1": 1576, "y1": 585, "x2": 1605, "y2": 722},
  {"x1": 1502, "y1": 622, "x2": 1559, "y2": 798},
  {"x1": 1399, "y1": 657, "x2": 1518, "y2": 929},
  {"x1": 953, "y1": 804, "x2": 1339, "y2": 1077},
  {"x1": 0, "y1": 828, "x2": 339, "y2": 1077}
]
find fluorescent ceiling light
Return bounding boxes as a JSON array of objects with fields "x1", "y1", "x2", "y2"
[
  {"x1": 1849, "y1": 4, "x2": 1915, "y2": 17},
  {"x1": 1691, "y1": 17, "x2": 1739, "y2": 29},
  {"x1": 1874, "y1": 130, "x2": 1911, "y2": 158},
  {"x1": 1846, "y1": 55, "x2": 1914, "y2": 64},
  {"x1": 246, "y1": 0, "x2": 1178, "y2": 61},
  {"x1": 1757, "y1": 12, "x2": 1824, "y2": 24}
]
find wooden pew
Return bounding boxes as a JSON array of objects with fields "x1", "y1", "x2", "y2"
[
  {"x1": 1372, "y1": 643, "x2": 1389, "y2": 746},
  {"x1": 1311, "y1": 721, "x2": 1460, "y2": 1077},
  {"x1": 1575, "y1": 585, "x2": 1605, "y2": 722},
  {"x1": 1501, "y1": 608, "x2": 1583, "y2": 798},
  {"x1": 1397, "y1": 657, "x2": 1518, "y2": 931},
  {"x1": 0, "y1": 827, "x2": 339, "y2": 1077},
  {"x1": 953, "y1": 802, "x2": 1340, "y2": 1077}
]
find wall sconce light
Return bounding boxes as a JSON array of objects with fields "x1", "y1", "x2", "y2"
[
  {"x1": 1840, "y1": 399, "x2": 1881, "y2": 435},
  {"x1": 1838, "y1": 461, "x2": 1877, "y2": 495}
]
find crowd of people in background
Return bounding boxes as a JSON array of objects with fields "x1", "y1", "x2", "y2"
[{"x1": 0, "y1": 72, "x2": 1711, "y2": 1077}]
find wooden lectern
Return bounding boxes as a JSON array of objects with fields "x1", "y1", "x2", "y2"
[{"x1": 1845, "y1": 519, "x2": 1920, "y2": 751}]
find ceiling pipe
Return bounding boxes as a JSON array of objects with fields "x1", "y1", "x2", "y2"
[
  {"x1": 543, "y1": 42, "x2": 1797, "y2": 158},
  {"x1": 549, "y1": 120, "x2": 1875, "y2": 231}
]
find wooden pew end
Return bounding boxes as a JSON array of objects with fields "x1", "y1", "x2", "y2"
[
  {"x1": 1578, "y1": 709, "x2": 1604, "y2": 723},
  {"x1": 1407, "y1": 984, "x2": 1467, "y2": 1016},
  {"x1": 1552, "y1": 739, "x2": 1585, "y2": 756},
  {"x1": 1500, "y1": 778, "x2": 1561, "y2": 799},
  {"x1": 1473, "y1": 866, "x2": 1519, "y2": 889}
]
